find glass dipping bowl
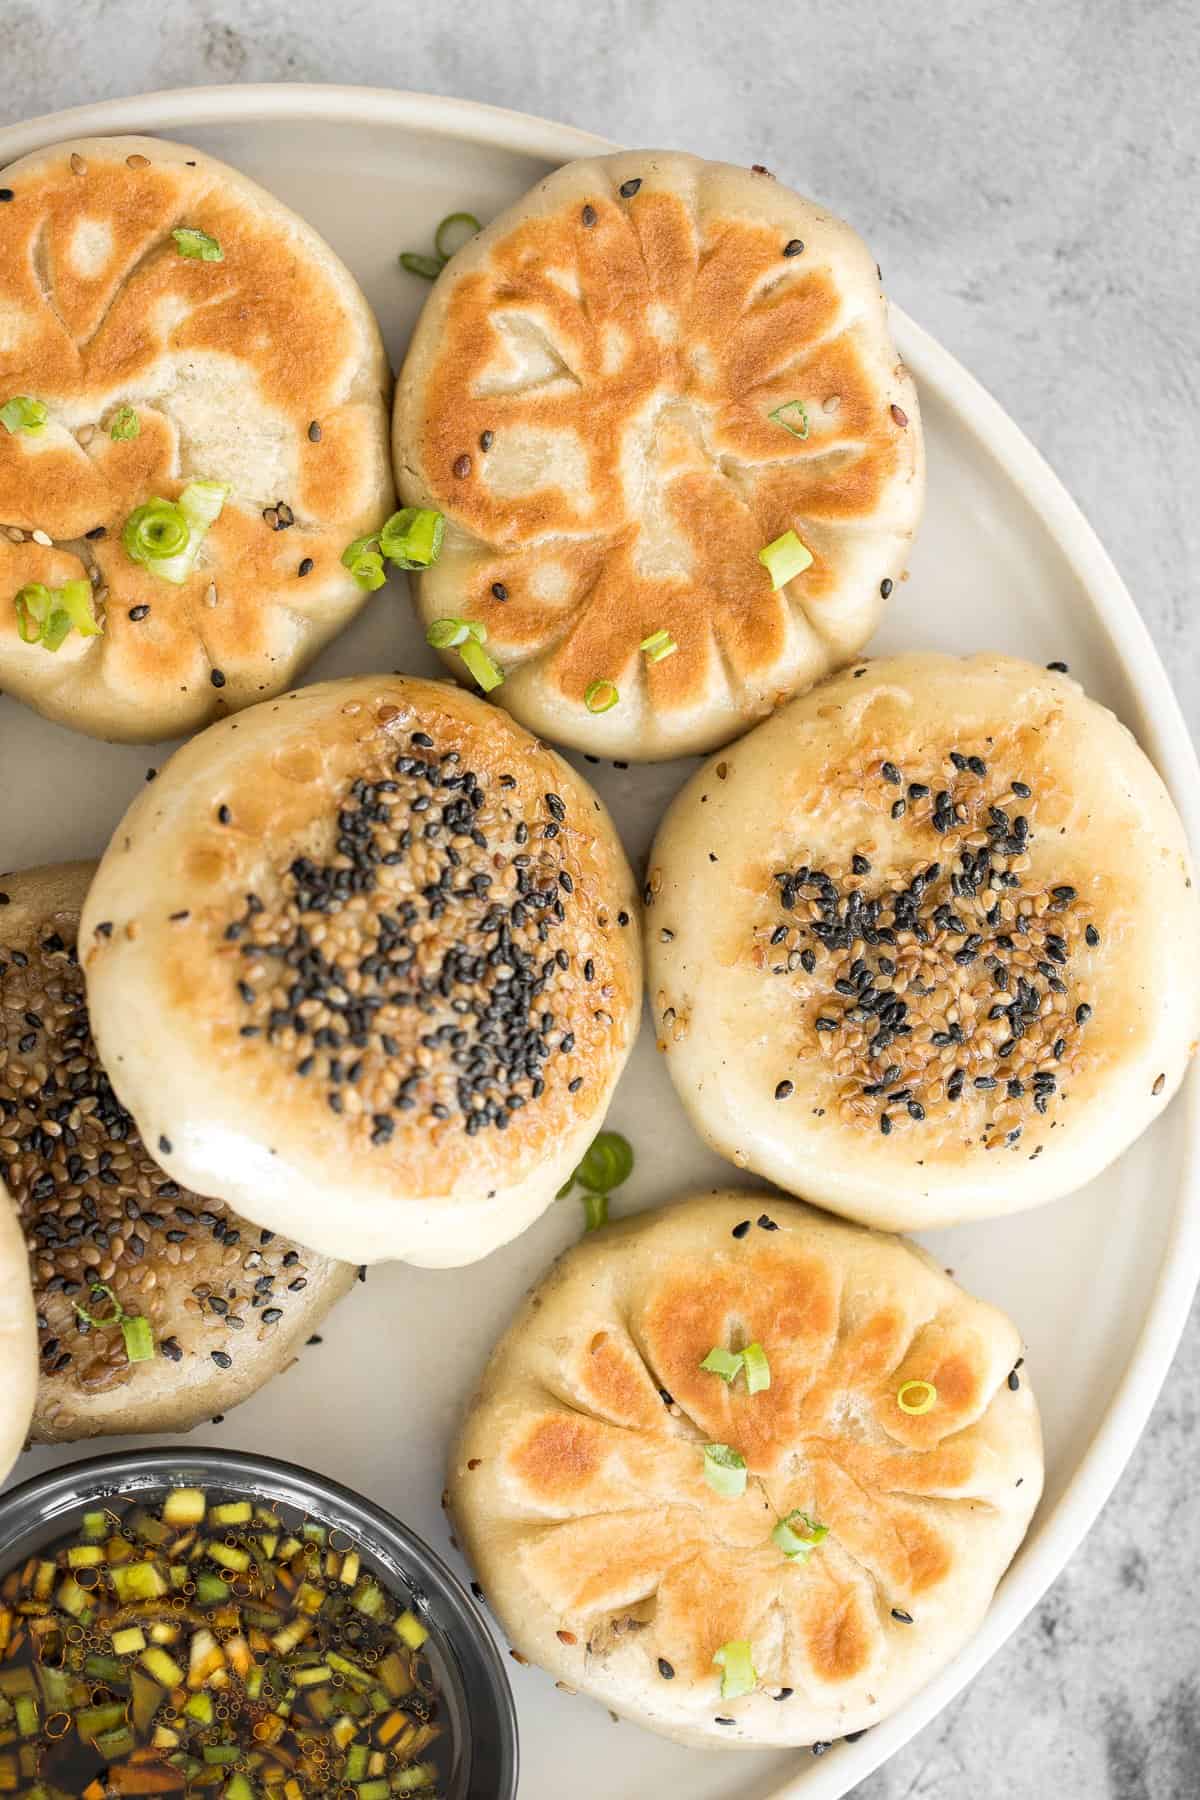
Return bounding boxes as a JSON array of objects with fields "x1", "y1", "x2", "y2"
[{"x1": 0, "y1": 1445, "x2": 518, "y2": 1799}]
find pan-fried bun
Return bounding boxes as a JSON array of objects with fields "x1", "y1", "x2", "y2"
[
  {"x1": 0, "y1": 1181, "x2": 36, "y2": 1483},
  {"x1": 450, "y1": 1191, "x2": 1041, "y2": 1748},
  {"x1": 80, "y1": 676, "x2": 642, "y2": 1267},
  {"x1": 394, "y1": 150, "x2": 923, "y2": 760},
  {"x1": 0, "y1": 862, "x2": 357, "y2": 1442},
  {"x1": 647, "y1": 652, "x2": 1200, "y2": 1230},
  {"x1": 0, "y1": 135, "x2": 393, "y2": 742}
]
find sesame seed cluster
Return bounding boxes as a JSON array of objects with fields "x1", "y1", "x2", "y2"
[
  {"x1": 223, "y1": 728, "x2": 628, "y2": 1151},
  {"x1": 0, "y1": 902, "x2": 322, "y2": 1422},
  {"x1": 757, "y1": 747, "x2": 1098, "y2": 1149}
]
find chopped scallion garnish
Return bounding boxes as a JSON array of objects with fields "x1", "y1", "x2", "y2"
[
  {"x1": 0, "y1": 394, "x2": 47, "y2": 435},
  {"x1": 173, "y1": 226, "x2": 223, "y2": 262},
  {"x1": 71, "y1": 1282, "x2": 155, "y2": 1365},
  {"x1": 700, "y1": 1346, "x2": 743, "y2": 1382},
  {"x1": 897, "y1": 1379, "x2": 937, "y2": 1415},
  {"x1": 742, "y1": 1341, "x2": 770, "y2": 1394},
  {"x1": 702, "y1": 1443, "x2": 747, "y2": 1498},
  {"x1": 426, "y1": 617, "x2": 473, "y2": 649},
  {"x1": 122, "y1": 481, "x2": 229, "y2": 585},
  {"x1": 425, "y1": 617, "x2": 503, "y2": 692},
  {"x1": 768, "y1": 399, "x2": 810, "y2": 440},
  {"x1": 772, "y1": 1510, "x2": 829, "y2": 1560},
  {"x1": 639, "y1": 628, "x2": 678, "y2": 662},
  {"x1": 109, "y1": 405, "x2": 140, "y2": 441},
  {"x1": 582, "y1": 1192, "x2": 608, "y2": 1232},
  {"x1": 434, "y1": 211, "x2": 482, "y2": 260},
  {"x1": 584, "y1": 678, "x2": 619, "y2": 713},
  {"x1": 342, "y1": 532, "x2": 388, "y2": 591},
  {"x1": 14, "y1": 579, "x2": 102, "y2": 652},
  {"x1": 712, "y1": 1639, "x2": 756, "y2": 1700},
  {"x1": 758, "y1": 528, "x2": 814, "y2": 589},
  {"x1": 379, "y1": 507, "x2": 445, "y2": 570}
]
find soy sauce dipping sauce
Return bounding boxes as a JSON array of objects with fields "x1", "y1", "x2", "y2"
[{"x1": 0, "y1": 1487, "x2": 452, "y2": 1797}]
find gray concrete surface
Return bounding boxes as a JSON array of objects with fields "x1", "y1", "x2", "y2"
[{"x1": 3, "y1": 2, "x2": 1198, "y2": 1793}]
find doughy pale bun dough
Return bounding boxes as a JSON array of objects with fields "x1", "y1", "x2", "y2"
[
  {"x1": 0, "y1": 1180, "x2": 36, "y2": 1485},
  {"x1": 394, "y1": 150, "x2": 923, "y2": 759},
  {"x1": 81, "y1": 676, "x2": 642, "y2": 1267},
  {"x1": 0, "y1": 135, "x2": 394, "y2": 742},
  {"x1": 647, "y1": 652, "x2": 1200, "y2": 1230},
  {"x1": 450, "y1": 1191, "x2": 1042, "y2": 1748},
  {"x1": 0, "y1": 861, "x2": 357, "y2": 1442}
]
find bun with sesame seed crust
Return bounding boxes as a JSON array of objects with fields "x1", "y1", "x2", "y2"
[
  {"x1": 393, "y1": 150, "x2": 923, "y2": 761},
  {"x1": 0, "y1": 135, "x2": 393, "y2": 743},
  {"x1": 79, "y1": 675, "x2": 643, "y2": 1268},
  {"x1": 646, "y1": 652, "x2": 1200, "y2": 1231},
  {"x1": 0, "y1": 861, "x2": 357, "y2": 1443},
  {"x1": 448, "y1": 1191, "x2": 1042, "y2": 1748},
  {"x1": 0, "y1": 1179, "x2": 37, "y2": 1483}
]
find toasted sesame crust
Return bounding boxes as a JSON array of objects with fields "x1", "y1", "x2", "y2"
[
  {"x1": 0, "y1": 861, "x2": 357, "y2": 1442},
  {"x1": 81, "y1": 676, "x2": 642, "y2": 1266},
  {"x1": 449, "y1": 1192, "x2": 1042, "y2": 1748},
  {"x1": 647, "y1": 652, "x2": 1200, "y2": 1229},
  {"x1": 395, "y1": 151, "x2": 923, "y2": 759},
  {"x1": 0, "y1": 136, "x2": 394, "y2": 742}
]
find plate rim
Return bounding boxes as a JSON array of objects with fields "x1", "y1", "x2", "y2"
[{"x1": 2, "y1": 82, "x2": 1197, "y2": 1800}]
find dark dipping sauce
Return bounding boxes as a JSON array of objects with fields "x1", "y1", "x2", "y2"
[{"x1": 0, "y1": 1486, "x2": 451, "y2": 1798}]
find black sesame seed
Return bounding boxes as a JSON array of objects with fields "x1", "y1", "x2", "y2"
[
  {"x1": 880, "y1": 578, "x2": 894, "y2": 599},
  {"x1": 479, "y1": 430, "x2": 494, "y2": 451},
  {"x1": 546, "y1": 792, "x2": 566, "y2": 822},
  {"x1": 731, "y1": 1220, "x2": 751, "y2": 1239},
  {"x1": 774, "y1": 1080, "x2": 794, "y2": 1100},
  {"x1": 581, "y1": 204, "x2": 597, "y2": 226},
  {"x1": 217, "y1": 805, "x2": 231, "y2": 825},
  {"x1": 158, "y1": 1135, "x2": 172, "y2": 1154},
  {"x1": 1047, "y1": 660, "x2": 1069, "y2": 673},
  {"x1": 128, "y1": 604, "x2": 150, "y2": 621},
  {"x1": 657, "y1": 1658, "x2": 674, "y2": 1679},
  {"x1": 783, "y1": 237, "x2": 804, "y2": 256},
  {"x1": 1153, "y1": 1072, "x2": 1166, "y2": 1096},
  {"x1": 211, "y1": 1350, "x2": 232, "y2": 1369},
  {"x1": 298, "y1": 557, "x2": 314, "y2": 577},
  {"x1": 1008, "y1": 1369, "x2": 1020, "y2": 1390},
  {"x1": 812, "y1": 1743, "x2": 832, "y2": 1757},
  {"x1": 757, "y1": 1214, "x2": 779, "y2": 1231},
  {"x1": 881, "y1": 762, "x2": 902, "y2": 785},
  {"x1": 773, "y1": 1688, "x2": 794, "y2": 1702},
  {"x1": 490, "y1": 581, "x2": 508, "y2": 601},
  {"x1": 0, "y1": 190, "x2": 13, "y2": 202},
  {"x1": 210, "y1": 668, "x2": 226, "y2": 688},
  {"x1": 714, "y1": 1717, "x2": 735, "y2": 1726},
  {"x1": 619, "y1": 177, "x2": 642, "y2": 198},
  {"x1": 880, "y1": 1114, "x2": 892, "y2": 1135},
  {"x1": 307, "y1": 420, "x2": 322, "y2": 442},
  {"x1": 1086, "y1": 924, "x2": 1100, "y2": 946},
  {"x1": 891, "y1": 1608, "x2": 914, "y2": 1624}
]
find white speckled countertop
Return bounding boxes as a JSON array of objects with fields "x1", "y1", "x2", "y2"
[{"x1": 3, "y1": 2, "x2": 1198, "y2": 1793}]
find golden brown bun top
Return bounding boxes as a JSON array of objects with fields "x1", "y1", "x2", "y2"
[
  {"x1": 80, "y1": 676, "x2": 642, "y2": 1265},
  {"x1": 0, "y1": 136, "x2": 393, "y2": 741},
  {"x1": 450, "y1": 1193, "x2": 1041, "y2": 1747},
  {"x1": 0, "y1": 861, "x2": 355, "y2": 1443},
  {"x1": 395, "y1": 150, "x2": 923, "y2": 759}
]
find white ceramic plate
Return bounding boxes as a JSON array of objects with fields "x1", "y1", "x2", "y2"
[{"x1": 2, "y1": 85, "x2": 1198, "y2": 1800}]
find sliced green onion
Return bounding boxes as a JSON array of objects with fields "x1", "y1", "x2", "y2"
[
  {"x1": 712, "y1": 1639, "x2": 756, "y2": 1701},
  {"x1": 399, "y1": 252, "x2": 445, "y2": 281},
  {"x1": 14, "y1": 579, "x2": 102, "y2": 652},
  {"x1": 109, "y1": 405, "x2": 140, "y2": 440},
  {"x1": 380, "y1": 507, "x2": 445, "y2": 570},
  {"x1": 702, "y1": 1443, "x2": 747, "y2": 1498},
  {"x1": 582, "y1": 1192, "x2": 608, "y2": 1232},
  {"x1": 434, "y1": 211, "x2": 482, "y2": 260},
  {"x1": 425, "y1": 616, "x2": 473, "y2": 650},
  {"x1": 173, "y1": 226, "x2": 223, "y2": 262},
  {"x1": 342, "y1": 532, "x2": 387, "y2": 591},
  {"x1": 742, "y1": 1341, "x2": 770, "y2": 1394},
  {"x1": 458, "y1": 636, "x2": 504, "y2": 693},
  {"x1": 768, "y1": 399, "x2": 810, "y2": 440},
  {"x1": 574, "y1": 1131, "x2": 634, "y2": 1194},
  {"x1": 584, "y1": 677, "x2": 619, "y2": 713},
  {"x1": 897, "y1": 1379, "x2": 937, "y2": 1415},
  {"x1": 639, "y1": 628, "x2": 678, "y2": 662},
  {"x1": 700, "y1": 1346, "x2": 744, "y2": 1383},
  {"x1": 772, "y1": 1510, "x2": 829, "y2": 1560},
  {"x1": 758, "y1": 529, "x2": 814, "y2": 590},
  {"x1": 123, "y1": 481, "x2": 229, "y2": 585},
  {"x1": 72, "y1": 1282, "x2": 155, "y2": 1365},
  {"x1": 0, "y1": 394, "x2": 48, "y2": 435}
]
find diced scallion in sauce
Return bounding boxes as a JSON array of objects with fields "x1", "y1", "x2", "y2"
[{"x1": 0, "y1": 1488, "x2": 449, "y2": 1797}]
